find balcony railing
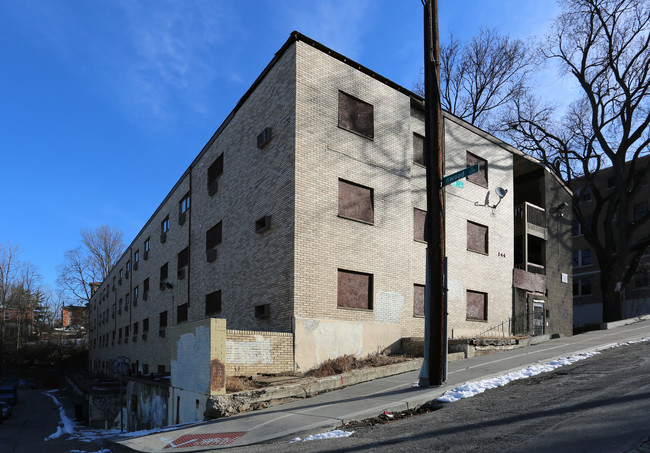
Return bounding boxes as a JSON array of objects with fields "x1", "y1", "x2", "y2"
[
  {"x1": 515, "y1": 202, "x2": 547, "y2": 239},
  {"x1": 515, "y1": 262, "x2": 546, "y2": 275}
]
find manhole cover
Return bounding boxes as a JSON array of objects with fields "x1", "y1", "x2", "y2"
[{"x1": 164, "y1": 432, "x2": 246, "y2": 448}]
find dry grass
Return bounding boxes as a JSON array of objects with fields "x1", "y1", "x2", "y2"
[
  {"x1": 226, "y1": 376, "x2": 267, "y2": 393},
  {"x1": 225, "y1": 352, "x2": 411, "y2": 393},
  {"x1": 305, "y1": 352, "x2": 410, "y2": 378}
]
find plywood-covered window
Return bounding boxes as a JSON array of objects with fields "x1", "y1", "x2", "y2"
[
  {"x1": 467, "y1": 221, "x2": 488, "y2": 254},
  {"x1": 466, "y1": 151, "x2": 488, "y2": 188},
  {"x1": 337, "y1": 269, "x2": 373, "y2": 310},
  {"x1": 466, "y1": 290, "x2": 488, "y2": 321},
  {"x1": 205, "y1": 290, "x2": 221, "y2": 315},
  {"x1": 338, "y1": 91, "x2": 374, "y2": 139},
  {"x1": 413, "y1": 284, "x2": 425, "y2": 317},
  {"x1": 206, "y1": 222, "x2": 222, "y2": 250},
  {"x1": 338, "y1": 179, "x2": 374, "y2": 224},
  {"x1": 414, "y1": 208, "x2": 427, "y2": 242},
  {"x1": 413, "y1": 133, "x2": 425, "y2": 166}
]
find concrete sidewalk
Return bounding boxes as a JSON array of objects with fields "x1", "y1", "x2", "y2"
[{"x1": 106, "y1": 317, "x2": 650, "y2": 452}]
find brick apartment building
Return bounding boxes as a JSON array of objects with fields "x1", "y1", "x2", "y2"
[
  {"x1": 572, "y1": 155, "x2": 650, "y2": 326},
  {"x1": 62, "y1": 305, "x2": 89, "y2": 329},
  {"x1": 88, "y1": 32, "x2": 573, "y2": 380}
]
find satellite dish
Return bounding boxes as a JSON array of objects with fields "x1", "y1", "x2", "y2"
[{"x1": 495, "y1": 187, "x2": 507, "y2": 199}]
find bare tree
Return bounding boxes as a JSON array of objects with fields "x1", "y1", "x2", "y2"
[
  {"x1": 58, "y1": 225, "x2": 124, "y2": 305},
  {"x1": 415, "y1": 28, "x2": 537, "y2": 132},
  {"x1": 0, "y1": 242, "x2": 22, "y2": 362},
  {"x1": 504, "y1": 0, "x2": 650, "y2": 322}
]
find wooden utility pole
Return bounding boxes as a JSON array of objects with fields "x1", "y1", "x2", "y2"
[{"x1": 419, "y1": 0, "x2": 446, "y2": 387}]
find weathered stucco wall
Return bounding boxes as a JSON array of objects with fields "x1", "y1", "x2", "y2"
[
  {"x1": 170, "y1": 318, "x2": 226, "y2": 396},
  {"x1": 126, "y1": 378, "x2": 169, "y2": 431},
  {"x1": 294, "y1": 317, "x2": 401, "y2": 371},
  {"x1": 226, "y1": 330, "x2": 293, "y2": 376}
]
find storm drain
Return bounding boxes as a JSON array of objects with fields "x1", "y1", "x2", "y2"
[{"x1": 164, "y1": 432, "x2": 246, "y2": 448}]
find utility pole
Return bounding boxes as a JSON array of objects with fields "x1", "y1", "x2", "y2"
[{"x1": 419, "y1": 0, "x2": 446, "y2": 387}]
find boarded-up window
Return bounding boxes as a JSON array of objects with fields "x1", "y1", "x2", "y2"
[
  {"x1": 206, "y1": 222, "x2": 222, "y2": 250},
  {"x1": 467, "y1": 221, "x2": 488, "y2": 254},
  {"x1": 177, "y1": 247, "x2": 189, "y2": 269},
  {"x1": 337, "y1": 269, "x2": 373, "y2": 310},
  {"x1": 466, "y1": 152, "x2": 488, "y2": 187},
  {"x1": 208, "y1": 154, "x2": 224, "y2": 186},
  {"x1": 205, "y1": 290, "x2": 221, "y2": 315},
  {"x1": 413, "y1": 133, "x2": 425, "y2": 166},
  {"x1": 414, "y1": 208, "x2": 427, "y2": 242},
  {"x1": 413, "y1": 284, "x2": 425, "y2": 317},
  {"x1": 177, "y1": 303, "x2": 188, "y2": 323},
  {"x1": 338, "y1": 91, "x2": 374, "y2": 138},
  {"x1": 338, "y1": 179, "x2": 374, "y2": 223},
  {"x1": 466, "y1": 290, "x2": 488, "y2": 321}
]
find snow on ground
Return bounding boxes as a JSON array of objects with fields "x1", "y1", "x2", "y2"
[
  {"x1": 434, "y1": 337, "x2": 650, "y2": 403},
  {"x1": 290, "y1": 429, "x2": 356, "y2": 443},
  {"x1": 43, "y1": 390, "x2": 77, "y2": 441}
]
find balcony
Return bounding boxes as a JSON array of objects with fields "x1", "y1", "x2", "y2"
[{"x1": 515, "y1": 202, "x2": 547, "y2": 239}]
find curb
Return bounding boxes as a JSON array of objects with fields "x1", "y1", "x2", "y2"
[{"x1": 205, "y1": 359, "x2": 424, "y2": 418}]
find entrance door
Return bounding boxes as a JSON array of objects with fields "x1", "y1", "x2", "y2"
[{"x1": 533, "y1": 300, "x2": 545, "y2": 336}]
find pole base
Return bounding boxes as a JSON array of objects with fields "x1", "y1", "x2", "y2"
[{"x1": 418, "y1": 377, "x2": 430, "y2": 387}]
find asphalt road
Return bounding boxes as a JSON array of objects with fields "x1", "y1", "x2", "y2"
[
  {"x1": 0, "y1": 386, "x2": 103, "y2": 453},
  {"x1": 231, "y1": 340, "x2": 650, "y2": 453}
]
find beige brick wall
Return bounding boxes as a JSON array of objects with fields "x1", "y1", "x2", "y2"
[
  {"x1": 89, "y1": 43, "x2": 297, "y2": 373},
  {"x1": 293, "y1": 42, "x2": 422, "y2": 343},
  {"x1": 443, "y1": 116, "x2": 515, "y2": 339},
  {"x1": 225, "y1": 330, "x2": 293, "y2": 376}
]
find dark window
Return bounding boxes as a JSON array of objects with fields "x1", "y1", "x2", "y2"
[
  {"x1": 579, "y1": 185, "x2": 592, "y2": 202},
  {"x1": 633, "y1": 201, "x2": 648, "y2": 222},
  {"x1": 467, "y1": 221, "x2": 488, "y2": 254},
  {"x1": 143, "y1": 318, "x2": 149, "y2": 332},
  {"x1": 573, "y1": 278, "x2": 592, "y2": 296},
  {"x1": 206, "y1": 222, "x2": 222, "y2": 250},
  {"x1": 133, "y1": 286, "x2": 139, "y2": 304},
  {"x1": 133, "y1": 322, "x2": 139, "y2": 334},
  {"x1": 160, "y1": 263, "x2": 169, "y2": 283},
  {"x1": 338, "y1": 179, "x2": 374, "y2": 224},
  {"x1": 413, "y1": 284, "x2": 425, "y2": 317},
  {"x1": 573, "y1": 249, "x2": 592, "y2": 267},
  {"x1": 338, "y1": 91, "x2": 374, "y2": 138},
  {"x1": 144, "y1": 238, "x2": 150, "y2": 253},
  {"x1": 180, "y1": 193, "x2": 190, "y2": 214},
  {"x1": 466, "y1": 152, "x2": 488, "y2": 188},
  {"x1": 466, "y1": 290, "x2": 488, "y2": 321},
  {"x1": 337, "y1": 269, "x2": 373, "y2": 310},
  {"x1": 207, "y1": 154, "x2": 224, "y2": 195},
  {"x1": 143, "y1": 278, "x2": 149, "y2": 293},
  {"x1": 142, "y1": 364, "x2": 149, "y2": 374},
  {"x1": 134, "y1": 250, "x2": 140, "y2": 264},
  {"x1": 162, "y1": 216, "x2": 169, "y2": 233},
  {"x1": 413, "y1": 133, "x2": 425, "y2": 166},
  {"x1": 205, "y1": 290, "x2": 222, "y2": 315},
  {"x1": 255, "y1": 215, "x2": 272, "y2": 233},
  {"x1": 177, "y1": 303, "x2": 188, "y2": 323},
  {"x1": 414, "y1": 208, "x2": 426, "y2": 242},
  {"x1": 159, "y1": 311, "x2": 168, "y2": 328}
]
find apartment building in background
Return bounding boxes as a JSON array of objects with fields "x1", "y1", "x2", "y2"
[
  {"x1": 572, "y1": 155, "x2": 650, "y2": 326},
  {"x1": 87, "y1": 32, "x2": 573, "y2": 384}
]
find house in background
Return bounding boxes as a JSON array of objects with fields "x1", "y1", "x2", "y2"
[
  {"x1": 572, "y1": 155, "x2": 650, "y2": 327},
  {"x1": 85, "y1": 32, "x2": 573, "y2": 425},
  {"x1": 62, "y1": 305, "x2": 89, "y2": 329}
]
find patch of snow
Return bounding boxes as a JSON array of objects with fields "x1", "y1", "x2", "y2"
[
  {"x1": 290, "y1": 429, "x2": 355, "y2": 443},
  {"x1": 437, "y1": 351, "x2": 600, "y2": 403},
  {"x1": 43, "y1": 390, "x2": 77, "y2": 440}
]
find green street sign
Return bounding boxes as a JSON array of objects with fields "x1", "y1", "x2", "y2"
[{"x1": 441, "y1": 164, "x2": 479, "y2": 187}]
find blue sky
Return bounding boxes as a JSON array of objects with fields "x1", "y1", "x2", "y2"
[{"x1": 0, "y1": 0, "x2": 563, "y2": 293}]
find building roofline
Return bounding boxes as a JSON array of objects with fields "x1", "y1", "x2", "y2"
[{"x1": 96, "y1": 31, "x2": 571, "y2": 292}]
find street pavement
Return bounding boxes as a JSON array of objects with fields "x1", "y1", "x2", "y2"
[{"x1": 107, "y1": 317, "x2": 650, "y2": 452}]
